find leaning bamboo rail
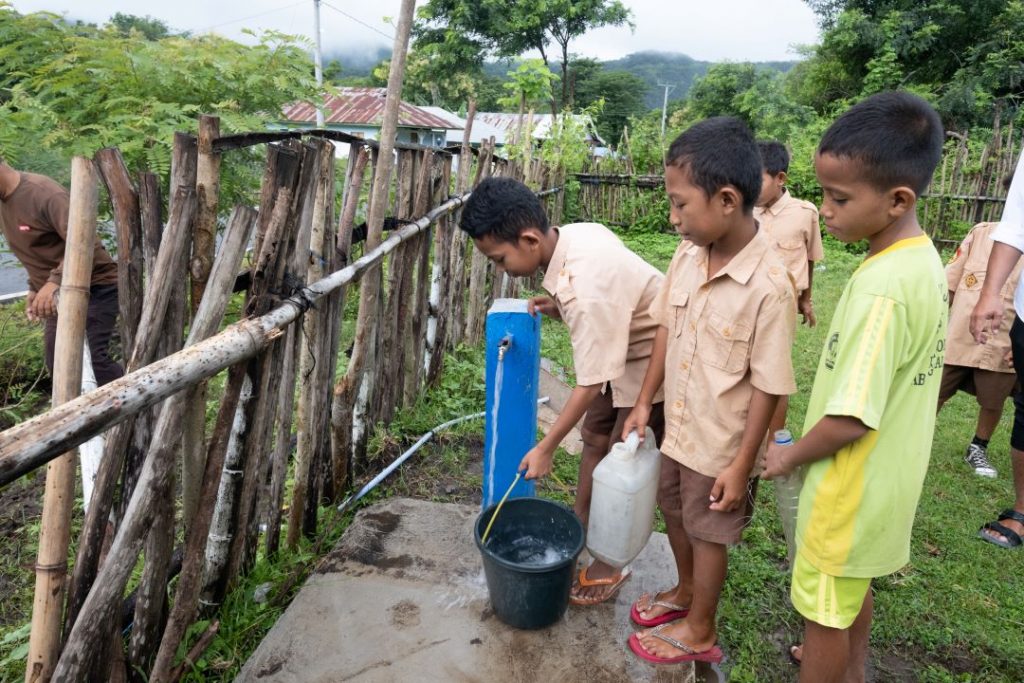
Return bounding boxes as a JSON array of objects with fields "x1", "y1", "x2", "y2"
[
  {"x1": 0, "y1": 193, "x2": 472, "y2": 485},
  {"x1": 25, "y1": 156, "x2": 98, "y2": 683}
]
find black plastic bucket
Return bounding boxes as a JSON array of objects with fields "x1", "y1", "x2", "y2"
[{"x1": 474, "y1": 497, "x2": 585, "y2": 629}]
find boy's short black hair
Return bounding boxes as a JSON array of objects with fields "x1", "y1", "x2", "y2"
[
  {"x1": 459, "y1": 176, "x2": 549, "y2": 243},
  {"x1": 818, "y1": 91, "x2": 944, "y2": 195},
  {"x1": 758, "y1": 141, "x2": 790, "y2": 175},
  {"x1": 666, "y1": 117, "x2": 762, "y2": 213}
]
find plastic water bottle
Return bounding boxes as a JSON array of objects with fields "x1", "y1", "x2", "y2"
[
  {"x1": 773, "y1": 429, "x2": 803, "y2": 565},
  {"x1": 586, "y1": 427, "x2": 662, "y2": 569}
]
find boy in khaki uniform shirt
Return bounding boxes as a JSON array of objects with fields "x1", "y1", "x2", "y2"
[
  {"x1": 624, "y1": 117, "x2": 796, "y2": 665},
  {"x1": 459, "y1": 177, "x2": 666, "y2": 606},
  {"x1": 754, "y1": 140, "x2": 824, "y2": 433},
  {"x1": 940, "y1": 215, "x2": 1023, "y2": 478}
]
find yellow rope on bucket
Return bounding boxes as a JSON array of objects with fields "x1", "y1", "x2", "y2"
[{"x1": 481, "y1": 472, "x2": 522, "y2": 545}]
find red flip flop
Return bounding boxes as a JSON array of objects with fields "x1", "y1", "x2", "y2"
[
  {"x1": 630, "y1": 593, "x2": 689, "y2": 627},
  {"x1": 628, "y1": 626, "x2": 723, "y2": 665}
]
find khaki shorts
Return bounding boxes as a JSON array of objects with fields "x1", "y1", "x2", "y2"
[
  {"x1": 657, "y1": 457, "x2": 758, "y2": 545},
  {"x1": 790, "y1": 552, "x2": 871, "y2": 629},
  {"x1": 580, "y1": 387, "x2": 665, "y2": 455},
  {"x1": 938, "y1": 364, "x2": 1017, "y2": 410}
]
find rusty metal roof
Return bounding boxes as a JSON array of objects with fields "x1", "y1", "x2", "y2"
[{"x1": 283, "y1": 88, "x2": 458, "y2": 129}]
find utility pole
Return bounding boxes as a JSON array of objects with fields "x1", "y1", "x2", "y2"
[
  {"x1": 313, "y1": 0, "x2": 324, "y2": 127},
  {"x1": 658, "y1": 82, "x2": 675, "y2": 139}
]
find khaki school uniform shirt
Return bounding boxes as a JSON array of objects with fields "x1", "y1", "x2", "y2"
[
  {"x1": 649, "y1": 231, "x2": 797, "y2": 478},
  {"x1": 0, "y1": 172, "x2": 118, "y2": 292},
  {"x1": 945, "y1": 222, "x2": 1022, "y2": 373},
  {"x1": 753, "y1": 189, "x2": 823, "y2": 295},
  {"x1": 542, "y1": 222, "x2": 664, "y2": 408}
]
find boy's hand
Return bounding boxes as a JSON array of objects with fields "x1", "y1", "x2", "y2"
[
  {"x1": 25, "y1": 291, "x2": 39, "y2": 322},
  {"x1": 621, "y1": 403, "x2": 651, "y2": 443},
  {"x1": 1005, "y1": 348, "x2": 1014, "y2": 367},
  {"x1": 762, "y1": 441, "x2": 795, "y2": 480},
  {"x1": 519, "y1": 444, "x2": 555, "y2": 480},
  {"x1": 970, "y1": 292, "x2": 1003, "y2": 344},
  {"x1": 797, "y1": 295, "x2": 816, "y2": 327},
  {"x1": 527, "y1": 296, "x2": 560, "y2": 320},
  {"x1": 709, "y1": 464, "x2": 748, "y2": 512}
]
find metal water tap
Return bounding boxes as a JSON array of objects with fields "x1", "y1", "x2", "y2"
[{"x1": 497, "y1": 336, "x2": 512, "y2": 361}]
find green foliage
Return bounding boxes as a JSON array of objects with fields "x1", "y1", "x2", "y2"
[
  {"x1": 570, "y1": 59, "x2": 649, "y2": 143},
  {"x1": 0, "y1": 4, "x2": 317, "y2": 205},
  {"x1": 414, "y1": 0, "x2": 632, "y2": 110},
  {"x1": 498, "y1": 59, "x2": 559, "y2": 112},
  {"x1": 107, "y1": 12, "x2": 176, "y2": 40}
]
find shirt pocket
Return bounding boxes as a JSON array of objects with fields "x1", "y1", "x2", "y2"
[
  {"x1": 701, "y1": 310, "x2": 753, "y2": 373},
  {"x1": 671, "y1": 290, "x2": 689, "y2": 337}
]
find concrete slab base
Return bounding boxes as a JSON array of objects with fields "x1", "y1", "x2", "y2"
[{"x1": 237, "y1": 498, "x2": 714, "y2": 683}]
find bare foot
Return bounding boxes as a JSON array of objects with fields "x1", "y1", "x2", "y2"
[
  {"x1": 789, "y1": 643, "x2": 803, "y2": 664},
  {"x1": 636, "y1": 619, "x2": 716, "y2": 659},
  {"x1": 570, "y1": 559, "x2": 629, "y2": 604}
]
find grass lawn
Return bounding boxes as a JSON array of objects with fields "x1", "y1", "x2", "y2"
[{"x1": 2, "y1": 228, "x2": 1023, "y2": 681}]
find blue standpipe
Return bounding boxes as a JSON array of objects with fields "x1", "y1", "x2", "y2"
[{"x1": 483, "y1": 298, "x2": 541, "y2": 508}]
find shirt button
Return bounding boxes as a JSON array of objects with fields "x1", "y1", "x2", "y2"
[
  {"x1": 689, "y1": 322, "x2": 696, "y2": 331},
  {"x1": 681, "y1": 361, "x2": 689, "y2": 370},
  {"x1": 674, "y1": 400, "x2": 683, "y2": 410}
]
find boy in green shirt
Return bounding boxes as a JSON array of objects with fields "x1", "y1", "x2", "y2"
[{"x1": 763, "y1": 91, "x2": 947, "y2": 683}]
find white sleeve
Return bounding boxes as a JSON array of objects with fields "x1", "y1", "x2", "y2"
[{"x1": 991, "y1": 152, "x2": 1024, "y2": 252}]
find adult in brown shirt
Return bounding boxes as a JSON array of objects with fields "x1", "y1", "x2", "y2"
[{"x1": 0, "y1": 156, "x2": 122, "y2": 385}]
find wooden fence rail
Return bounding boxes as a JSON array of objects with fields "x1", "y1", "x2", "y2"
[{"x1": 2, "y1": 108, "x2": 562, "y2": 680}]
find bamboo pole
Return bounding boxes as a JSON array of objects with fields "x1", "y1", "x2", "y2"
[
  {"x1": 263, "y1": 326, "x2": 298, "y2": 555},
  {"x1": 426, "y1": 154, "x2": 454, "y2": 384},
  {"x1": 465, "y1": 137, "x2": 496, "y2": 344},
  {"x1": 342, "y1": 0, "x2": 416, "y2": 471},
  {"x1": 447, "y1": 101, "x2": 476, "y2": 350},
  {"x1": 25, "y1": 157, "x2": 98, "y2": 683},
  {"x1": 182, "y1": 115, "x2": 222, "y2": 532},
  {"x1": 288, "y1": 139, "x2": 335, "y2": 547},
  {"x1": 329, "y1": 145, "x2": 370, "y2": 496},
  {"x1": 94, "y1": 148, "x2": 143, "y2": 357}
]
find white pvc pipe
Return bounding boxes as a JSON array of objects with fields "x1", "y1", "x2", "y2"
[{"x1": 337, "y1": 396, "x2": 550, "y2": 515}]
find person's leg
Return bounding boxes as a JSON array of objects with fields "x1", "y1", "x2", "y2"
[
  {"x1": 975, "y1": 407, "x2": 1002, "y2": 441},
  {"x1": 980, "y1": 317, "x2": 1024, "y2": 544},
  {"x1": 635, "y1": 455, "x2": 694, "y2": 620},
  {"x1": 43, "y1": 314, "x2": 57, "y2": 375},
  {"x1": 85, "y1": 284, "x2": 123, "y2": 386},
  {"x1": 571, "y1": 388, "x2": 625, "y2": 602},
  {"x1": 636, "y1": 536, "x2": 724, "y2": 657},
  {"x1": 844, "y1": 587, "x2": 873, "y2": 683},
  {"x1": 800, "y1": 620, "x2": 849, "y2": 683}
]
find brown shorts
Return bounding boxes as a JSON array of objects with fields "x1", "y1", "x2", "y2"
[
  {"x1": 657, "y1": 457, "x2": 759, "y2": 546},
  {"x1": 580, "y1": 387, "x2": 665, "y2": 455},
  {"x1": 938, "y1": 364, "x2": 1017, "y2": 411}
]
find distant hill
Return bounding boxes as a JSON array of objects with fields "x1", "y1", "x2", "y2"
[{"x1": 601, "y1": 51, "x2": 798, "y2": 109}]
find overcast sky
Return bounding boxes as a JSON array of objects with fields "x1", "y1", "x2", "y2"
[{"x1": 10, "y1": 0, "x2": 820, "y2": 63}]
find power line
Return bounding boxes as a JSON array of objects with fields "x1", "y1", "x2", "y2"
[
  {"x1": 201, "y1": 1, "x2": 309, "y2": 32},
  {"x1": 320, "y1": 0, "x2": 395, "y2": 41}
]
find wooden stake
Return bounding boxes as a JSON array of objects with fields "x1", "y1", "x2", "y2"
[{"x1": 25, "y1": 156, "x2": 98, "y2": 683}]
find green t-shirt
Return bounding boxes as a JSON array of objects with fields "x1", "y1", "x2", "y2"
[{"x1": 796, "y1": 234, "x2": 948, "y2": 578}]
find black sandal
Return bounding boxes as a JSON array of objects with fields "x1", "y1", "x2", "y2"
[{"x1": 978, "y1": 509, "x2": 1024, "y2": 549}]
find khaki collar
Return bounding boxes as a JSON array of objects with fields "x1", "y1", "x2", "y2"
[
  {"x1": 541, "y1": 227, "x2": 567, "y2": 294},
  {"x1": 696, "y1": 229, "x2": 770, "y2": 285},
  {"x1": 761, "y1": 188, "x2": 793, "y2": 217}
]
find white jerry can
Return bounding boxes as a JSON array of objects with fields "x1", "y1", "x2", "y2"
[{"x1": 586, "y1": 427, "x2": 661, "y2": 569}]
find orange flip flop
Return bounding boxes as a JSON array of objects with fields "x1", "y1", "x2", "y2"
[{"x1": 569, "y1": 564, "x2": 631, "y2": 606}]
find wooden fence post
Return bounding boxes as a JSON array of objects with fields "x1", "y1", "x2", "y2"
[
  {"x1": 447, "y1": 100, "x2": 476, "y2": 351},
  {"x1": 25, "y1": 156, "x2": 98, "y2": 683}
]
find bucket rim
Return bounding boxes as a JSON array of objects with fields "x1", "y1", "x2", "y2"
[{"x1": 474, "y1": 497, "x2": 585, "y2": 574}]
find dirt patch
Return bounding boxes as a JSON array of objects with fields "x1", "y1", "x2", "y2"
[
  {"x1": 0, "y1": 473, "x2": 45, "y2": 628},
  {"x1": 388, "y1": 599, "x2": 421, "y2": 628}
]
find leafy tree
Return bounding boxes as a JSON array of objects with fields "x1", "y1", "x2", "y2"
[
  {"x1": 571, "y1": 59, "x2": 649, "y2": 144},
  {"x1": 0, "y1": 5, "x2": 317, "y2": 204},
  {"x1": 414, "y1": 0, "x2": 632, "y2": 110},
  {"x1": 499, "y1": 59, "x2": 559, "y2": 113},
  {"x1": 107, "y1": 13, "x2": 175, "y2": 40}
]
